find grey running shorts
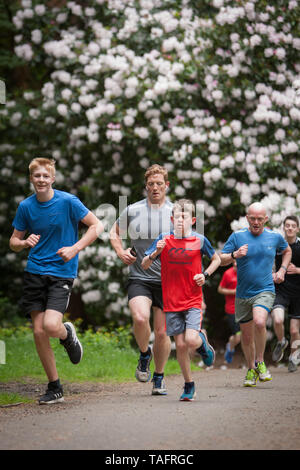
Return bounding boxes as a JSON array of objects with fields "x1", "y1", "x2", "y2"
[
  {"x1": 165, "y1": 308, "x2": 203, "y2": 336},
  {"x1": 235, "y1": 291, "x2": 275, "y2": 324}
]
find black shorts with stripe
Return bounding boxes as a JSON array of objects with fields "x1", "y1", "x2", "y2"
[{"x1": 21, "y1": 271, "x2": 74, "y2": 318}]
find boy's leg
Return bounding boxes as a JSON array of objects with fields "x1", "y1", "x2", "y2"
[
  {"x1": 290, "y1": 318, "x2": 300, "y2": 355},
  {"x1": 153, "y1": 306, "x2": 171, "y2": 374},
  {"x1": 272, "y1": 307, "x2": 285, "y2": 343},
  {"x1": 174, "y1": 333, "x2": 192, "y2": 383},
  {"x1": 31, "y1": 310, "x2": 59, "y2": 382}
]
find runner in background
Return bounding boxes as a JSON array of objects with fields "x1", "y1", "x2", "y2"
[
  {"x1": 218, "y1": 260, "x2": 241, "y2": 364},
  {"x1": 110, "y1": 164, "x2": 172, "y2": 395}
]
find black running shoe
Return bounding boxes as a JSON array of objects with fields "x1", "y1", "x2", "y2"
[
  {"x1": 39, "y1": 384, "x2": 64, "y2": 405},
  {"x1": 60, "y1": 322, "x2": 83, "y2": 364}
]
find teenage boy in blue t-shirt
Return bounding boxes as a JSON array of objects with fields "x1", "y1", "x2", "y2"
[
  {"x1": 220, "y1": 202, "x2": 291, "y2": 387},
  {"x1": 10, "y1": 157, "x2": 103, "y2": 404}
]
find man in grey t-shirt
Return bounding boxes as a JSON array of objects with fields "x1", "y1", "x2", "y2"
[{"x1": 110, "y1": 164, "x2": 172, "y2": 395}]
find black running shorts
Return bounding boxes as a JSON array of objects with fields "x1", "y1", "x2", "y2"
[
  {"x1": 21, "y1": 272, "x2": 74, "y2": 318},
  {"x1": 127, "y1": 279, "x2": 163, "y2": 310},
  {"x1": 273, "y1": 291, "x2": 300, "y2": 319}
]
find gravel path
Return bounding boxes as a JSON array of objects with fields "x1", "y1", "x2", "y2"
[{"x1": 1, "y1": 365, "x2": 300, "y2": 450}]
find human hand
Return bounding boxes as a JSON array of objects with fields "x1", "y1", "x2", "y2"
[
  {"x1": 193, "y1": 273, "x2": 205, "y2": 286},
  {"x1": 25, "y1": 234, "x2": 40, "y2": 249},
  {"x1": 57, "y1": 246, "x2": 79, "y2": 262}
]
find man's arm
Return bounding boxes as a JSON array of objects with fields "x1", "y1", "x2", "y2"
[
  {"x1": 194, "y1": 252, "x2": 221, "y2": 286},
  {"x1": 220, "y1": 244, "x2": 248, "y2": 266},
  {"x1": 57, "y1": 211, "x2": 103, "y2": 262},
  {"x1": 273, "y1": 245, "x2": 292, "y2": 284},
  {"x1": 109, "y1": 221, "x2": 136, "y2": 265},
  {"x1": 9, "y1": 229, "x2": 40, "y2": 252}
]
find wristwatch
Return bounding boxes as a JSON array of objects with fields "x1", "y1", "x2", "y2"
[
  {"x1": 203, "y1": 271, "x2": 209, "y2": 279},
  {"x1": 149, "y1": 253, "x2": 156, "y2": 261},
  {"x1": 231, "y1": 251, "x2": 236, "y2": 259}
]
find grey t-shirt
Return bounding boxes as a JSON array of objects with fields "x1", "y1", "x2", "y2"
[{"x1": 117, "y1": 198, "x2": 173, "y2": 283}]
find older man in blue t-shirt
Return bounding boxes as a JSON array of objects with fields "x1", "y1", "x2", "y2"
[{"x1": 221, "y1": 202, "x2": 292, "y2": 387}]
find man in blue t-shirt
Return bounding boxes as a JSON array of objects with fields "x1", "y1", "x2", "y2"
[
  {"x1": 220, "y1": 202, "x2": 291, "y2": 387},
  {"x1": 10, "y1": 157, "x2": 103, "y2": 404}
]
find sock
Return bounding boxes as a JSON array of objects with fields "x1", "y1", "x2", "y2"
[
  {"x1": 281, "y1": 337, "x2": 286, "y2": 346},
  {"x1": 153, "y1": 372, "x2": 164, "y2": 378},
  {"x1": 49, "y1": 379, "x2": 61, "y2": 389},
  {"x1": 140, "y1": 347, "x2": 151, "y2": 357}
]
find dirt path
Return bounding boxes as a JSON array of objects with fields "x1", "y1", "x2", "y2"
[{"x1": 1, "y1": 366, "x2": 300, "y2": 451}]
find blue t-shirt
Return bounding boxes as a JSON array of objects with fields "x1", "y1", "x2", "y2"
[
  {"x1": 12, "y1": 189, "x2": 89, "y2": 278},
  {"x1": 222, "y1": 228, "x2": 288, "y2": 298}
]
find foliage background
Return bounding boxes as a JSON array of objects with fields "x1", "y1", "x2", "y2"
[{"x1": 0, "y1": 0, "x2": 299, "y2": 342}]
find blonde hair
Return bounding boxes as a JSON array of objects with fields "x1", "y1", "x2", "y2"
[
  {"x1": 29, "y1": 158, "x2": 56, "y2": 177},
  {"x1": 144, "y1": 164, "x2": 168, "y2": 183},
  {"x1": 172, "y1": 199, "x2": 195, "y2": 217}
]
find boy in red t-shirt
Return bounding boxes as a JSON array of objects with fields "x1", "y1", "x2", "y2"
[
  {"x1": 218, "y1": 261, "x2": 240, "y2": 363},
  {"x1": 142, "y1": 199, "x2": 220, "y2": 401}
]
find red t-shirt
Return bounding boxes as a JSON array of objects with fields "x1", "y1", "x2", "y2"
[
  {"x1": 219, "y1": 266, "x2": 237, "y2": 314},
  {"x1": 146, "y1": 231, "x2": 215, "y2": 312}
]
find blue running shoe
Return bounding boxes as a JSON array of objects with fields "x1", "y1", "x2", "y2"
[
  {"x1": 180, "y1": 382, "x2": 196, "y2": 401},
  {"x1": 135, "y1": 348, "x2": 152, "y2": 382},
  {"x1": 224, "y1": 342, "x2": 235, "y2": 364},
  {"x1": 196, "y1": 331, "x2": 215, "y2": 366},
  {"x1": 152, "y1": 374, "x2": 167, "y2": 395}
]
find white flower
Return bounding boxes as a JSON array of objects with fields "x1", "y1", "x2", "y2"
[
  {"x1": 192, "y1": 157, "x2": 203, "y2": 170},
  {"x1": 57, "y1": 104, "x2": 68, "y2": 117},
  {"x1": 88, "y1": 42, "x2": 100, "y2": 56},
  {"x1": 82, "y1": 290, "x2": 101, "y2": 303},
  {"x1": 124, "y1": 115, "x2": 135, "y2": 126},
  {"x1": 35, "y1": 4, "x2": 46, "y2": 15},
  {"x1": 15, "y1": 44, "x2": 33, "y2": 61},
  {"x1": 31, "y1": 29, "x2": 42, "y2": 44},
  {"x1": 250, "y1": 35, "x2": 262, "y2": 47},
  {"x1": 221, "y1": 126, "x2": 232, "y2": 138},
  {"x1": 274, "y1": 129, "x2": 286, "y2": 141},
  {"x1": 275, "y1": 48, "x2": 286, "y2": 60},
  {"x1": 134, "y1": 127, "x2": 150, "y2": 139}
]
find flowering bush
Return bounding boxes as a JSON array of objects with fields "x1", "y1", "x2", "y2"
[{"x1": 1, "y1": 0, "x2": 299, "y2": 327}]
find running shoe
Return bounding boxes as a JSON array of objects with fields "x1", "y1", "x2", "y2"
[
  {"x1": 256, "y1": 361, "x2": 272, "y2": 381},
  {"x1": 272, "y1": 339, "x2": 288, "y2": 363},
  {"x1": 135, "y1": 348, "x2": 152, "y2": 382},
  {"x1": 180, "y1": 382, "x2": 196, "y2": 401},
  {"x1": 196, "y1": 330, "x2": 215, "y2": 366},
  {"x1": 224, "y1": 342, "x2": 235, "y2": 364},
  {"x1": 60, "y1": 322, "x2": 83, "y2": 364},
  {"x1": 288, "y1": 359, "x2": 297, "y2": 373},
  {"x1": 39, "y1": 384, "x2": 64, "y2": 405},
  {"x1": 151, "y1": 374, "x2": 167, "y2": 395},
  {"x1": 243, "y1": 368, "x2": 259, "y2": 387}
]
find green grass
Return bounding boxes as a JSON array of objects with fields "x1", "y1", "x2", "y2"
[
  {"x1": 0, "y1": 393, "x2": 34, "y2": 406},
  {"x1": 0, "y1": 325, "x2": 198, "y2": 385}
]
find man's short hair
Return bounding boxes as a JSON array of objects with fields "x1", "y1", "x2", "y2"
[
  {"x1": 144, "y1": 164, "x2": 168, "y2": 183},
  {"x1": 283, "y1": 215, "x2": 299, "y2": 227},
  {"x1": 172, "y1": 199, "x2": 195, "y2": 217},
  {"x1": 29, "y1": 158, "x2": 56, "y2": 177}
]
